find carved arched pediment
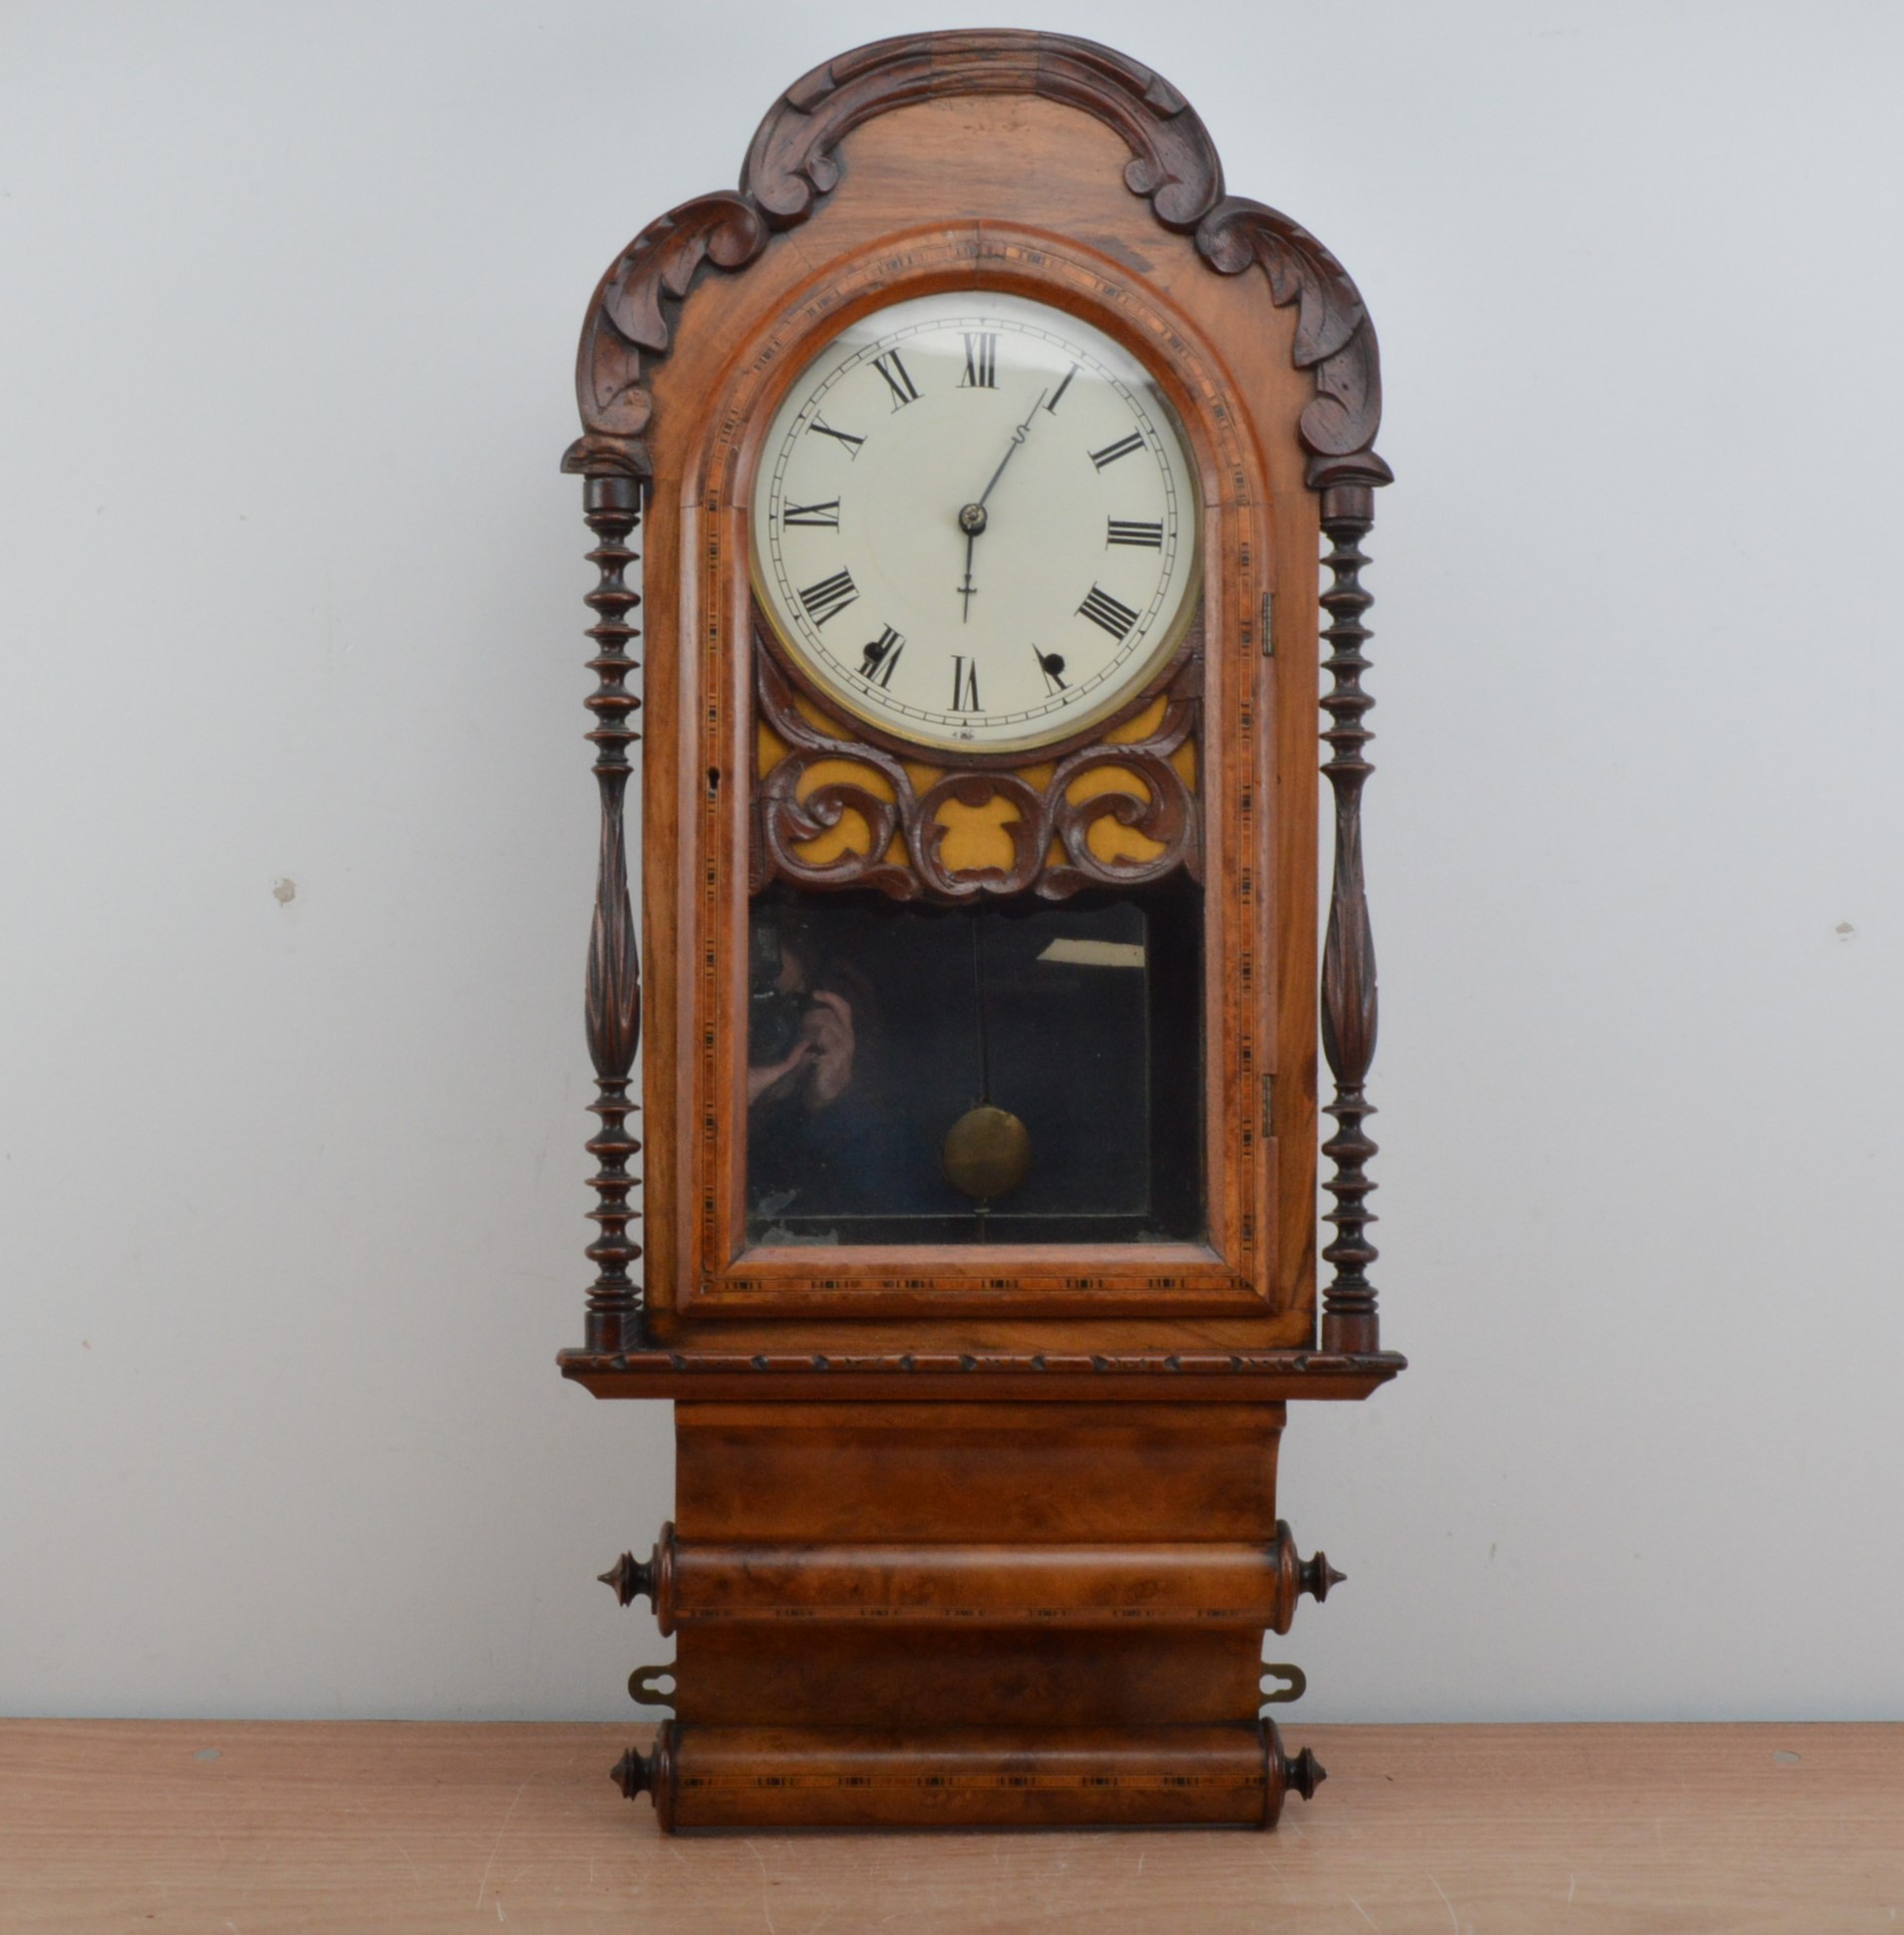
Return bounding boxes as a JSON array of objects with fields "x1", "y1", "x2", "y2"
[{"x1": 563, "y1": 29, "x2": 1388, "y2": 495}]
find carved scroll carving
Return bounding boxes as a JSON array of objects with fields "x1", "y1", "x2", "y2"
[
  {"x1": 742, "y1": 32, "x2": 1222, "y2": 232},
  {"x1": 563, "y1": 30, "x2": 1387, "y2": 492},
  {"x1": 747, "y1": 35, "x2": 1388, "y2": 481},
  {"x1": 752, "y1": 643, "x2": 1200, "y2": 904},
  {"x1": 580, "y1": 476, "x2": 645, "y2": 1352},
  {"x1": 1194, "y1": 202, "x2": 1389, "y2": 483},
  {"x1": 563, "y1": 194, "x2": 771, "y2": 479}
]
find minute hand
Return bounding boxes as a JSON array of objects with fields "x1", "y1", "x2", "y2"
[{"x1": 975, "y1": 387, "x2": 1049, "y2": 509}]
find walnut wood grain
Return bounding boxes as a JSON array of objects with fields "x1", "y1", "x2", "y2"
[
  {"x1": 561, "y1": 26, "x2": 1395, "y2": 1335},
  {"x1": 667, "y1": 224, "x2": 1273, "y2": 1321},
  {"x1": 1316, "y1": 473, "x2": 1382, "y2": 1353},
  {"x1": 742, "y1": 34, "x2": 1223, "y2": 232},
  {"x1": 745, "y1": 36, "x2": 1381, "y2": 488},
  {"x1": 616, "y1": 1722, "x2": 1319, "y2": 1832},
  {"x1": 598, "y1": 1520, "x2": 1337, "y2": 1633},
  {"x1": 554, "y1": 27, "x2": 1403, "y2": 1831},
  {"x1": 565, "y1": 31, "x2": 1387, "y2": 494},
  {"x1": 560, "y1": 1347, "x2": 1404, "y2": 1404},
  {"x1": 635, "y1": 1400, "x2": 1304, "y2": 1752},
  {"x1": 674, "y1": 1401, "x2": 1286, "y2": 1543},
  {"x1": 670, "y1": 1625, "x2": 1267, "y2": 1731},
  {"x1": 579, "y1": 475, "x2": 645, "y2": 1352}
]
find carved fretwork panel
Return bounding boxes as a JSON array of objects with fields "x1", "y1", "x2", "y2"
[{"x1": 751, "y1": 607, "x2": 1203, "y2": 904}]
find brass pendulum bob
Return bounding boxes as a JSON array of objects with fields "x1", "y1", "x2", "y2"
[{"x1": 942, "y1": 1102, "x2": 1032, "y2": 1203}]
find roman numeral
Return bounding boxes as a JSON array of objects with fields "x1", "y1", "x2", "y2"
[
  {"x1": 1044, "y1": 364, "x2": 1079, "y2": 414},
  {"x1": 783, "y1": 498, "x2": 840, "y2": 529},
  {"x1": 950, "y1": 655, "x2": 981, "y2": 712},
  {"x1": 798, "y1": 569, "x2": 858, "y2": 626},
  {"x1": 808, "y1": 416, "x2": 864, "y2": 456},
  {"x1": 1089, "y1": 432, "x2": 1144, "y2": 470},
  {"x1": 871, "y1": 351, "x2": 920, "y2": 411},
  {"x1": 1033, "y1": 646, "x2": 1068, "y2": 694},
  {"x1": 960, "y1": 333, "x2": 999, "y2": 389},
  {"x1": 858, "y1": 626, "x2": 905, "y2": 688},
  {"x1": 1078, "y1": 583, "x2": 1139, "y2": 640},
  {"x1": 1107, "y1": 517, "x2": 1163, "y2": 548}
]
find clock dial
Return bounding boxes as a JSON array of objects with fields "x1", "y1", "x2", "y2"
[{"x1": 752, "y1": 291, "x2": 1200, "y2": 754}]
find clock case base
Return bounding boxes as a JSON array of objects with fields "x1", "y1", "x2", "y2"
[{"x1": 590, "y1": 1395, "x2": 1371, "y2": 1830}]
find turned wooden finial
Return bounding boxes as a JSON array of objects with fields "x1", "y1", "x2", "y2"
[
  {"x1": 1268, "y1": 1521, "x2": 1349, "y2": 1632},
  {"x1": 1261, "y1": 1720, "x2": 1328, "y2": 1825},
  {"x1": 1299, "y1": 1548, "x2": 1348, "y2": 1607},
  {"x1": 598, "y1": 1549, "x2": 656, "y2": 1608},
  {"x1": 1281, "y1": 1743, "x2": 1327, "y2": 1802},
  {"x1": 609, "y1": 1747, "x2": 653, "y2": 1800}
]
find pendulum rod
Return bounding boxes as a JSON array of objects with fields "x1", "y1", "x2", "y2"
[{"x1": 969, "y1": 915, "x2": 993, "y2": 1108}]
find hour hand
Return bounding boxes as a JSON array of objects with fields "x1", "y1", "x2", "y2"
[{"x1": 957, "y1": 513, "x2": 983, "y2": 621}]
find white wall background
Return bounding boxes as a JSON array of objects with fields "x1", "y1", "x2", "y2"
[{"x1": 3, "y1": 0, "x2": 1901, "y2": 1726}]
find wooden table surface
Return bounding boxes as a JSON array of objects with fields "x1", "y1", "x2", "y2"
[{"x1": 1, "y1": 1721, "x2": 1898, "y2": 1933}]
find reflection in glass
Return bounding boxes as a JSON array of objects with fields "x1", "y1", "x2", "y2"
[{"x1": 745, "y1": 882, "x2": 1203, "y2": 1245}]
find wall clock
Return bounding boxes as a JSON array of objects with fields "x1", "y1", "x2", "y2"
[{"x1": 557, "y1": 28, "x2": 1404, "y2": 1831}]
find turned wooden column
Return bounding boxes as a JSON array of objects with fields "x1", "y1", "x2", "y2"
[
  {"x1": 577, "y1": 472, "x2": 644, "y2": 1354},
  {"x1": 1316, "y1": 465, "x2": 1389, "y2": 1355}
]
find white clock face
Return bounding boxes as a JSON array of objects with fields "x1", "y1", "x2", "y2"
[{"x1": 751, "y1": 290, "x2": 1200, "y2": 754}]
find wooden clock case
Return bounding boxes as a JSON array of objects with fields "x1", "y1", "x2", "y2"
[{"x1": 556, "y1": 30, "x2": 1404, "y2": 1831}]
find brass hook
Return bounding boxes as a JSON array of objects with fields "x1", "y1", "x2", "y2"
[
  {"x1": 628, "y1": 1664, "x2": 677, "y2": 1710},
  {"x1": 1260, "y1": 1662, "x2": 1307, "y2": 1707}
]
